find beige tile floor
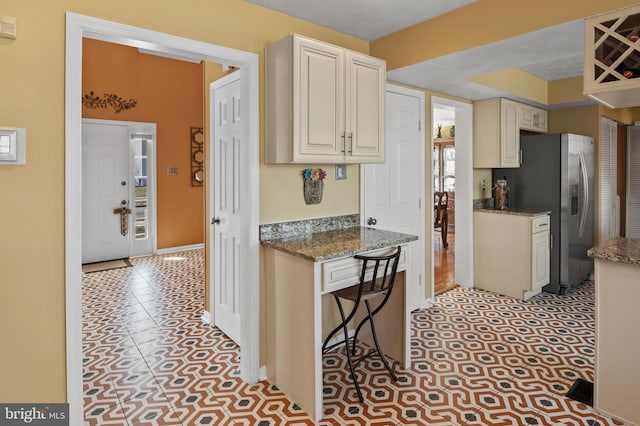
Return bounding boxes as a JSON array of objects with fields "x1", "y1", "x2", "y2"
[{"x1": 82, "y1": 249, "x2": 624, "y2": 425}]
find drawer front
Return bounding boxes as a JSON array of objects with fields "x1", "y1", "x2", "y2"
[
  {"x1": 321, "y1": 245, "x2": 407, "y2": 294},
  {"x1": 531, "y1": 215, "x2": 550, "y2": 234}
]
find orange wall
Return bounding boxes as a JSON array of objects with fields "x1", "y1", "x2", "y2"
[{"x1": 82, "y1": 38, "x2": 204, "y2": 249}]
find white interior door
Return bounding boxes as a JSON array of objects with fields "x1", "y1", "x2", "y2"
[
  {"x1": 212, "y1": 73, "x2": 242, "y2": 345},
  {"x1": 82, "y1": 122, "x2": 130, "y2": 264},
  {"x1": 361, "y1": 85, "x2": 425, "y2": 311}
]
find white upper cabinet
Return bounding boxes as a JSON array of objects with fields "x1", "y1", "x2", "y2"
[
  {"x1": 474, "y1": 98, "x2": 519, "y2": 168},
  {"x1": 473, "y1": 98, "x2": 547, "y2": 168},
  {"x1": 265, "y1": 34, "x2": 386, "y2": 164},
  {"x1": 517, "y1": 103, "x2": 547, "y2": 133}
]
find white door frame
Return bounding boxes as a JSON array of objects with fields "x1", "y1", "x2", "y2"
[
  {"x1": 431, "y1": 96, "x2": 474, "y2": 289},
  {"x1": 82, "y1": 118, "x2": 158, "y2": 258},
  {"x1": 361, "y1": 83, "x2": 426, "y2": 308},
  {"x1": 65, "y1": 13, "x2": 260, "y2": 425}
]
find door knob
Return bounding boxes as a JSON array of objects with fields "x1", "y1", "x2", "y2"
[
  {"x1": 212, "y1": 217, "x2": 221, "y2": 225},
  {"x1": 367, "y1": 217, "x2": 377, "y2": 226}
]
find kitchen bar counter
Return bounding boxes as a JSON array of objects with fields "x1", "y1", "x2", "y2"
[
  {"x1": 474, "y1": 207, "x2": 551, "y2": 217},
  {"x1": 587, "y1": 237, "x2": 640, "y2": 265},
  {"x1": 260, "y1": 226, "x2": 418, "y2": 262},
  {"x1": 588, "y1": 237, "x2": 640, "y2": 426}
]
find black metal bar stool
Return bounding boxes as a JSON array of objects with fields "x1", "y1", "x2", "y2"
[{"x1": 322, "y1": 246, "x2": 402, "y2": 402}]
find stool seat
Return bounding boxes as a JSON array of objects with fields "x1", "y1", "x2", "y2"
[{"x1": 322, "y1": 246, "x2": 402, "y2": 403}]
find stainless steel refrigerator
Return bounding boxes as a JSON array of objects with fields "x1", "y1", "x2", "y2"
[{"x1": 494, "y1": 133, "x2": 595, "y2": 295}]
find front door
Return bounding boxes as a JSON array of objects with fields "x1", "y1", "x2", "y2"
[
  {"x1": 212, "y1": 72, "x2": 242, "y2": 345},
  {"x1": 82, "y1": 122, "x2": 131, "y2": 264},
  {"x1": 361, "y1": 85, "x2": 425, "y2": 311}
]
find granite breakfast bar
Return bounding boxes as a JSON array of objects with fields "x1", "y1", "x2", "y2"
[
  {"x1": 261, "y1": 219, "x2": 418, "y2": 421},
  {"x1": 588, "y1": 238, "x2": 640, "y2": 426}
]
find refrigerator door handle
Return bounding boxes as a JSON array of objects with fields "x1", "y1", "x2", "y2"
[{"x1": 579, "y1": 150, "x2": 589, "y2": 239}]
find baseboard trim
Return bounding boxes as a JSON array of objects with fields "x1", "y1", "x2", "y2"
[
  {"x1": 258, "y1": 366, "x2": 267, "y2": 381},
  {"x1": 423, "y1": 298, "x2": 434, "y2": 310},
  {"x1": 202, "y1": 310, "x2": 211, "y2": 325},
  {"x1": 156, "y1": 243, "x2": 204, "y2": 255}
]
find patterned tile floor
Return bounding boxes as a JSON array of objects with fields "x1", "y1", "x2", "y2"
[{"x1": 83, "y1": 249, "x2": 625, "y2": 425}]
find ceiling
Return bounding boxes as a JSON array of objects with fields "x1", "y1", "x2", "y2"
[{"x1": 247, "y1": 0, "x2": 592, "y2": 108}]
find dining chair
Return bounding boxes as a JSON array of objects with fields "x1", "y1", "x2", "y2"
[
  {"x1": 434, "y1": 191, "x2": 449, "y2": 249},
  {"x1": 322, "y1": 246, "x2": 402, "y2": 402}
]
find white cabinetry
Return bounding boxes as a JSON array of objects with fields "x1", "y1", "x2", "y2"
[
  {"x1": 473, "y1": 98, "x2": 547, "y2": 168},
  {"x1": 591, "y1": 251, "x2": 640, "y2": 426},
  {"x1": 531, "y1": 215, "x2": 551, "y2": 290},
  {"x1": 518, "y1": 103, "x2": 547, "y2": 133},
  {"x1": 265, "y1": 34, "x2": 386, "y2": 164},
  {"x1": 474, "y1": 211, "x2": 550, "y2": 300},
  {"x1": 584, "y1": 4, "x2": 640, "y2": 108}
]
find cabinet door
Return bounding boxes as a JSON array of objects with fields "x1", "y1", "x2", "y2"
[
  {"x1": 294, "y1": 37, "x2": 346, "y2": 162},
  {"x1": 534, "y1": 108, "x2": 547, "y2": 132},
  {"x1": 500, "y1": 99, "x2": 520, "y2": 167},
  {"x1": 531, "y1": 231, "x2": 550, "y2": 290},
  {"x1": 517, "y1": 103, "x2": 535, "y2": 131},
  {"x1": 346, "y1": 51, "x2": 386, "y2": 163}
]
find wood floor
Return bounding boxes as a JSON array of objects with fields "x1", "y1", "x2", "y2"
[{"x1": 434, "y1": 230, "x2": 456, "y2": 296}]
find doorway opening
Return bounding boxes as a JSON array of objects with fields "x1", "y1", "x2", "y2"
[
  {"x1": 430, "y1": 97, "x2": 473, "y2": 298},
  {"x1": 432, "y1": 106, "x2": 456, "y2": 295},
  {"x1": 66, "y1": 13, "x2": 259, "y2": 425}
]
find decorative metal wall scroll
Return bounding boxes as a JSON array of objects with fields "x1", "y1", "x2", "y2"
[{"x1": 82, "y1": 91, "x2": 137, "y2": 113}]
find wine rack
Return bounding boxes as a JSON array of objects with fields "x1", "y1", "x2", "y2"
[{"x1": 584, "y1": 4, "x2": 640, "y2": 108}]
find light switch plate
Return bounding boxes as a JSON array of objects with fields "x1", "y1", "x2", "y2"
[
  {"x1": 0, "y1": 16, "x2": 16, "y2": 39},
  {"x1": 336, "y1": 164, "x2": 347, "y2": 180},
  {"x1": 0, "y1": 127, "x2": 26, "y2": 165}
]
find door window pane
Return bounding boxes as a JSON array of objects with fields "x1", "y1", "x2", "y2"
[{"x1": 132, "y1": 136, "x2": 150, "y2": 240}]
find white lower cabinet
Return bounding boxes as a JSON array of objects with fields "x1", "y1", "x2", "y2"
[{"x1": 474, "y1": 211, "x2": 550, "y2": 300}]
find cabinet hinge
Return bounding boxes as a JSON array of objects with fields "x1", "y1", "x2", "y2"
[{"x1": 418, "y1": 121, "x2": 421, "y2": 131}]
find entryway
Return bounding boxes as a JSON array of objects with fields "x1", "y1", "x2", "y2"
[
  {"x1": 82, "y1": 119, "x2": 156, "y2": 264},
  {"x1": 65, "y1": 13, "x2": 260, "y2": 425}
]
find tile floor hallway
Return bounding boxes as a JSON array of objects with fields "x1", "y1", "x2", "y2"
[{"x1": 82, "y1": 249, "x2": 625, "y2": 425}]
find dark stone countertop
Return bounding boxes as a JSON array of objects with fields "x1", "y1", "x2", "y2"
[{"x1": 260, "y1": 226, "x2": 418, "y2": 262}]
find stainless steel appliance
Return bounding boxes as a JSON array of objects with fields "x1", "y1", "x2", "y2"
[{"x1": 495, "y1": 133, "x2": 594, "y2": 295}]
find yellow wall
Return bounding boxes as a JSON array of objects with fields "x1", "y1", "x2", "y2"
[
  {"x1": 371, "y1": 0, "x2": 638, "y2": 71},
  {"x1": 469, "y1": 69, "x2": 548, "y2": 105},
  {"x1": 549, "y1": 77, "x2": 590, "y2": 105},
  {"x1": 0, "y1": 0, "x2": 368, "y2": 404},
  {"x1": 83, "y1": 38, "x2": 204, "y2": 249}
]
